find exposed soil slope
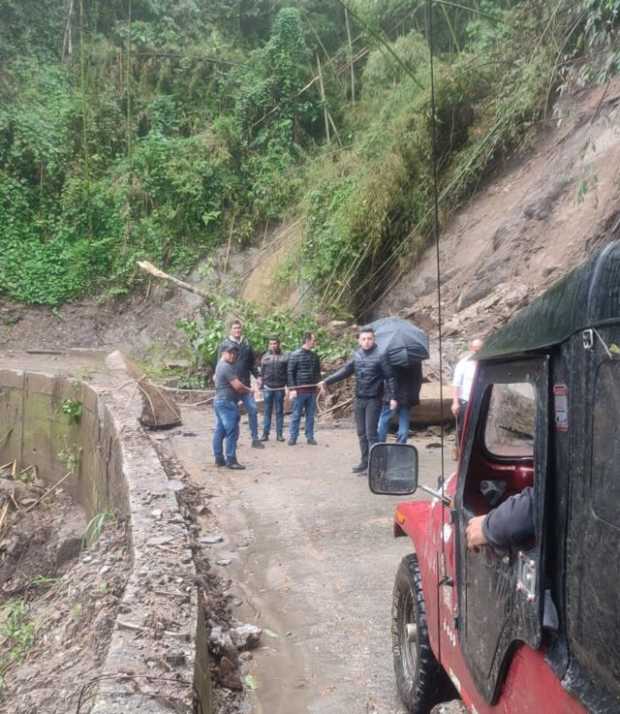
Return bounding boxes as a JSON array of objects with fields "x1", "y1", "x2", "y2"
[{"x1": 377, "y1": 80, "x2": 620, "y2": 356}]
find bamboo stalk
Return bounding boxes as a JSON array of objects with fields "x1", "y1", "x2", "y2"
[
  {"x1": 344, "y1": 7, "x2": 356, "y2": 103},
  {"x1": 62, "y1": 0, "x2": 75, "y2": 62},
  {"x1": 223, "y1": 214, "x2": 237, "y2": 273},
  {"x1": 327, "y1": 112, "x2": 342, "y2": 146},
  {"x1": 126, "y1": 0, "x2": 133, "y2": 160},
  {"x1": 316, "y1": 55, "x2": 331, "y2": 144}
]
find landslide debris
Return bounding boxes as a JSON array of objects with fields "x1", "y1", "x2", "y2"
[{"x1": 0, "y1": 462, "x2": 129, "y2": 713}]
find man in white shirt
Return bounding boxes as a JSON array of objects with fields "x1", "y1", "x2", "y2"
[{"x1": 451, "y1": 338, "x2": 483, "y2": 449}]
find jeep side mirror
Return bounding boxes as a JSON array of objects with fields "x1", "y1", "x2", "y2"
[{"x1": 369, "y1": 443, "x2": 419, "y2": 495}]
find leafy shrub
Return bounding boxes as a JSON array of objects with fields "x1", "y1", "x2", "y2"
[{"x1": 177, "y1": 295, "x2": 353, "y2": 370}]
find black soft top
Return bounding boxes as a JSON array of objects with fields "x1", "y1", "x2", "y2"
[{"x1": 477, "y1": 241, "x2": 620, "y2": 361}]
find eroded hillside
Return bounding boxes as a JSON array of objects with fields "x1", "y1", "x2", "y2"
[{"x1": 376, "y1": 79, "x2": 620, "y2": 361}]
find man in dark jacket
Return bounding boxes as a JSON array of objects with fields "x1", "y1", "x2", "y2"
[
  {"x1": 377, "y1": 362, "x2": 423, "y2": 444},
  {"x1": 321, "y1": 327, "x2": 395, "y2": 473},
  {"x1": 217, "y1": 319, "x2": 263, "y2": 449},
  {"x1": 287, "y1": 332, "x2": 321, "y2": 446},
  {"x1": 260, "y1": 337, "x2": 288, "y2": 442}
]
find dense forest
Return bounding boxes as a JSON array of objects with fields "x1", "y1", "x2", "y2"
[{"x1": 1, "y1": 0, "x2": 619, "y2": 315}]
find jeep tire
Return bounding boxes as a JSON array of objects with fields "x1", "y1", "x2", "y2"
[{"x1": 392, "y1": 553, "x2": 453, "y2": 713}]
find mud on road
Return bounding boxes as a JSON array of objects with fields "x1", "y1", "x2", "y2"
[{"x1": 169, "y1": 407, "x2": 450, "y2": 714}]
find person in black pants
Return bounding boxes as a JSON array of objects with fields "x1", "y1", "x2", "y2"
[
  {"x1": 321, "y1": 327, "x2": 395, "y2": 474},
  {"x1": 260, "y1": 336, "x2": 288, "y2": 441}
]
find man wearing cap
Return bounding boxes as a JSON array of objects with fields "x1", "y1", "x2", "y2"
[{"x1": 213, "y1": 344, "x2": 255, "y2": 470}]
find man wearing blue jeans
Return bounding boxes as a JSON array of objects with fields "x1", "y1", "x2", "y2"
[
  {"x1": 260, "y1": 337, "x2": 288, "y2": 441},
  {"x1": 378, "y1": 402, "x2": 410, "y2": 444},
  {"x1": 213, "y1": 344, "x2": 255, "y2": 470},
  {"x1": 378, "y1": 362, "x2": 423, "y2": 444},
  {"x1": 287, "y1": 332, "x2": 321, "y2": 446},
  {"x1": 217, "y1": 320, "x2": 264, "y2": 449}
]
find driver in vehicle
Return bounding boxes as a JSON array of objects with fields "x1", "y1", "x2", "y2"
[
  {"x1": 466, "y1": 486, "x2": 559, "y2": 631},
  {"x1": 466, "y1": 486, "x2": 534, "y2": 551}
]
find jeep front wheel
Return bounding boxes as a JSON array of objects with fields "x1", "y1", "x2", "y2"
[{"x1": 392, "y1": 554, "x2": 452, "y2": 713}]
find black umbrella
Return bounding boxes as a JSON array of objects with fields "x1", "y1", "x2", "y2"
[{"x1": 370, "y1": 317, "x2": 429, "y2": 367}]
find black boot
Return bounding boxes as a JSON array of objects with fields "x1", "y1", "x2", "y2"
[
  {"x1": 260, "y1": 434, "x2": 269, "y2": 442},
  {"x1": 226, "y1": 459, "x2": 246, "y2": 470},
  {"x1": 215, "y1": 457, "x2": 226, "y2": 467},
  {"x1": 356, "y1": 437, "x2": 369, "y2": 474},
  {"x1": 276, "y1": 434, "x2": 285, "y2": 442},
  {"x1": 252, "y1": 439, "x2": 265, "y2": 449}
]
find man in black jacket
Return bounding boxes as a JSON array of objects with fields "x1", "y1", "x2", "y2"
[
  {"x1": 260, "y1": 337, "x2": 288, "y2": 442},
  {"x1": 217, "y1": 319, "x2": 264, "y2": 449},
  {"x1": 377, "y1": 362, "x2": 422, "y2": 444},
  {"x1": 321, "y1": 327, "x2": 395, "y2": 473},
  {"x1": 287, "y1": 332, "x2": 321, "y2": 446}
]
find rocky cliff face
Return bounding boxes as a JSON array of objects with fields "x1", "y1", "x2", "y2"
[{"x1": 376, "y1": 79, "x2": 620, "y2": 369}]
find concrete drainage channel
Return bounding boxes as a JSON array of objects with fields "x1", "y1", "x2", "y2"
[{"x1": 0, "y1": 352, "x2": 211, "y2": 714}]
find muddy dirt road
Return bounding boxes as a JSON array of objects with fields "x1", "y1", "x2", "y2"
[{"x1": 171, "y1": 407, "x2": 448, "y2": 714}]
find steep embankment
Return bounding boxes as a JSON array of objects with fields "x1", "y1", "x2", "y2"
[
  {"x1": 2, "y1": 80, "x2": 620, "y2": 362},
  {"x1": 376, "y1": 79, "x2": 620, "y2": 359}
]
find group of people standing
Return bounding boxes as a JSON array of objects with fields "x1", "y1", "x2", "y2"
[{"x1": 212, "y1": 320, "x2": 423, "y2": 471}]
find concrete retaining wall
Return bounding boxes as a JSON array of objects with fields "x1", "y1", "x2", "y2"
[{"x1": 0, "y1": 356, "x2": 210, "y2": 714}]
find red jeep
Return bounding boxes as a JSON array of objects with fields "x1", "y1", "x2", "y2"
[{"x1": 369, "y1": 241, "x2": 620, "y2": 713}]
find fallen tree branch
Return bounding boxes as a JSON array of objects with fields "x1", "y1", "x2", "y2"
[
  {"x1": 320, "y1": 396, "x2": 353, "y2": 416},
  {"x1": 0, "y1": 501, "x2": 9, "y2": 533},
  {"x1": 137, "y1": 261, "x2": 212, "y2": 303},
  {"x1": 24, "y1": 471, "x2": 73, "y2": 513},
  {"x1": 186, "y1": 396, "x2": 215, "y2": 408}
]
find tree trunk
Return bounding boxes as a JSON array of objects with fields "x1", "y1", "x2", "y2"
[{"x1": 62, "y1": 0, "x2": 75, "y2": 63}]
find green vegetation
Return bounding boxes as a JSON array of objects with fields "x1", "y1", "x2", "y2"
[
  {"x1": 0, "y1": 599, "x2": 35, "y2": 692},
  {"x1": 61, "y1": 398, "x2": 83, "y2": 423},
  {"x1": 82, "y1": 511, "x2": 115, "y2": 549},
  {"x1": 0, "y1": 1, "x2": 618, "y2": 315},
  {"x1": 178, "y1": 296, "x2": 354, "y2": 374}
]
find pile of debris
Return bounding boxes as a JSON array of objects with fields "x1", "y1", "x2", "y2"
[
  {"x1": 0, "y1": 461, "x2": 130, "y2": 713},
  {"x1": 156, "y1": 443, "x2": 264, "y2": 714},
  {"x1": 0, "y1": 461, "x2": 72, "y2": 591},
  {"x1": 0, "y1": 461, "x2": 45, "y2": 522}
]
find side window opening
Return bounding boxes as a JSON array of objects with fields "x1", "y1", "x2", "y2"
[
  {"x1": 485, "y1": 383, "x2": 536, "y2": 459},
  {"x1": 464, "y1": 381, "x2": 536, "y2": 518}
]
